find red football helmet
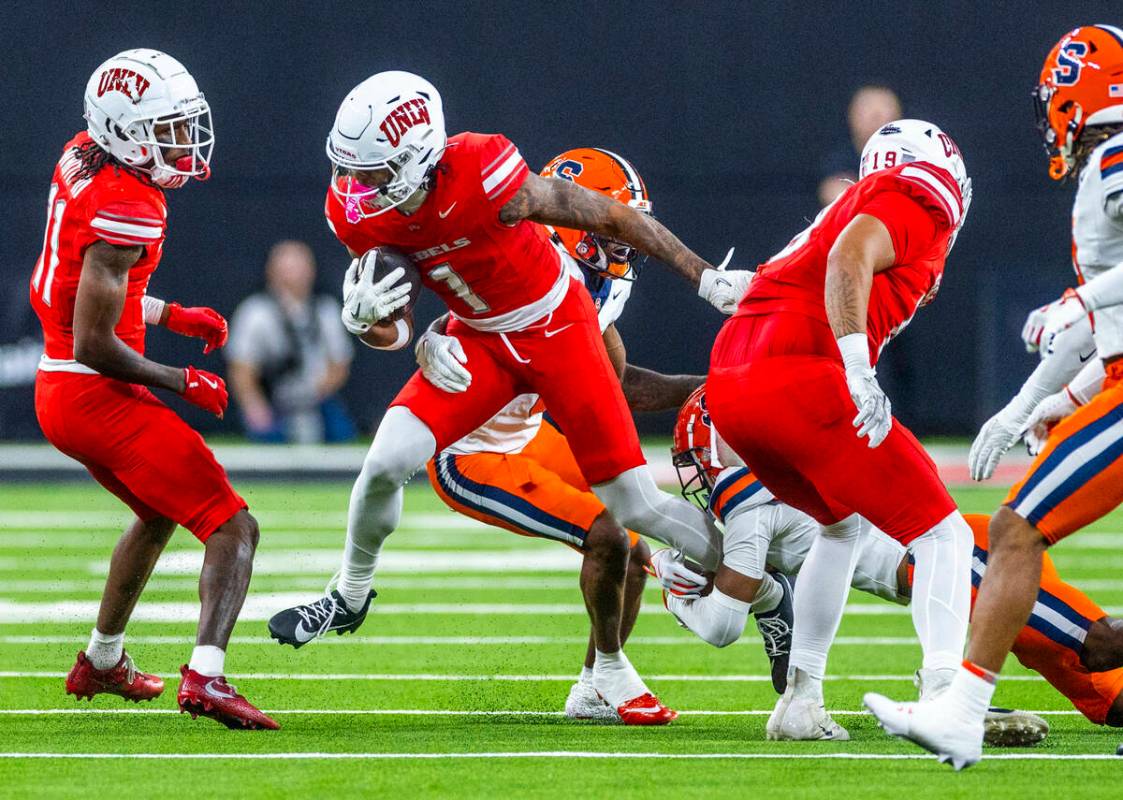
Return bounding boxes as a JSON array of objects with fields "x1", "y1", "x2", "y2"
[
  {"x1": 1035, "y1": 25, "x2": 1123, "y2": 179},
  {"x1": 540, "y1": 148, "x2": 652, "y2": 280},
  {"x1": 671, "y1": 386, "x2": 720, "y2": 509}
]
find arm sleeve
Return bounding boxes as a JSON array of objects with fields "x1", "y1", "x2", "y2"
[
  {"x1": 1076, "y1": 263, "x2": 1123, "y2": 312},
  {"x1": 858, "y1": 190, "x2": 942, "y2": 264},
  {"x1": 477, "y1": 134, "x2": 530, "y2": 208}
]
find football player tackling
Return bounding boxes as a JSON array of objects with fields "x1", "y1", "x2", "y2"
[
  {"x1": 868, "y1": 25, "x2": 1123, "y2": 768},
  {"x1": 31, "y1": 49, "x2": 275, "y2": 730},
  {"x1": 269, "y1": 72, "x2": 751, "y2": 722},
  {"x1": 705, "y1": 119, "x2": 975, "y2": 743}
]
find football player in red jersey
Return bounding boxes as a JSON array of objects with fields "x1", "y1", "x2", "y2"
[
  {"x1": 31, "y1": 49, "x2": 275, "y2": 729},
  {"x1": 268, "y1": 71, "x2": 751, "y2": 722},
  {"x1": 705, "y1": 119, "x2": 975, "y2": 743}
]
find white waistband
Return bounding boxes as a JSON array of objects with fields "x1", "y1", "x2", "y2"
[
  {"x1": 451, "y1": 253, "x2": 579, "y2": 334},
  {"x1": 38, "y1": 355, "x2": 98, "y2": 375}
]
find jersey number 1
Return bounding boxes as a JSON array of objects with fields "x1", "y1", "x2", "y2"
[
  {"x1": 30, "y1": 183, "x2": 65, "y2": 307},
  {"x1": 429, "y1": 263, "x2": 490, "y2": 313}
]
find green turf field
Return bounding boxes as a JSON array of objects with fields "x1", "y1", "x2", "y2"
[{"x1": 2, "y1": 481, "x2": 1122, "y2": 798}]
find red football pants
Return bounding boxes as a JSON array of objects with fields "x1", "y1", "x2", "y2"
[
  {"x1": 708, "y1": 314, "x2": 955, "y2": 544},
  {"x1": 392, "y1": 278, "x2": 645, "y2": 486}
]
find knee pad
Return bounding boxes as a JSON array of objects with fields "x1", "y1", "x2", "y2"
[{"x1": 360, "y1": 407, "x2": 436, "y2": 492}]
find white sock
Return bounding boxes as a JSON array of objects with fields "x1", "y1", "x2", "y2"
[
  {"x1": 86, "y1": 628, "x2": 124, "y2": 670},
  {"x1": 593, "y1": 649, "x2": 648, "y2": 706},
  {"x1": 909, "y1": 512, "x2": 972, "y2": 672},
  {"x1": 579, "y1": 665, "x2": 594, "y2": 684},
  {"x1": 752, "y1": 573, "x2": 783, "y2": 615},
  {"x1": 188, "y1": 645, "x2": 226, "y2": 677},
  {"x1": 790, "y1": 667, "x2": 823, "y2": 701},
  {"x1": 338, "y1": 408, "x2": 435, "y2": 613},
  {"x1": 946, "y1": 663, "x2": 996, "y2": 718},
  {"x1": 789, "y1": 515, "x2": 865, "y2": 679}
]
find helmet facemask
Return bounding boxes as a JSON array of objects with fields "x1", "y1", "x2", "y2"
[
  {"x1": 330, "y1": 145, "x2": 435, "y2": 221},
  {"x1": 138, "y1": 104, "x2": 213, "y2": 188},
  {"x1": 672, "y1": 447, "x2": 716, "y2": 511}
]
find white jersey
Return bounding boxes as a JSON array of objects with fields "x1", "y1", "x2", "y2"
[
  {"x1": 1073, "y1": 131, "x2": 1123, "y2": 358},
  {"x1": 443, "y1": 264, "x2": 633, "y2": 456},
  {"x1": 712, "y1": 466, "x2": 906, "y2": 604}
]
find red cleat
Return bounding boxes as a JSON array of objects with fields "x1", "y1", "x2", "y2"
[
  {"x1": 615, "y1": 692, "x2": 678, "y2": 725},
  {"x1": 176, "y1": 665, "x2": 279, "y2": 730},
  {"x1": 65, "y1": 650, "x2": 164, "y2": 703}
]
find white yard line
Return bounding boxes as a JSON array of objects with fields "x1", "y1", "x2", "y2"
[
  {"x1": 0, "y1": 511, "x2": 487, "y2": 531},
  {"x1": 0, "y1": 751, "x2": 1113, "y2": 760},
  {"x1": 0, "y1": 708, "x2": 1083, "y2": 716},
  {"x1": 0, "y1": 635, "x2": 920, "y2": 647},
  {"x1": 0, "y1": 671, "x2": 1046, "y2": 682}
]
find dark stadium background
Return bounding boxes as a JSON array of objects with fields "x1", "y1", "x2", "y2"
[{"x1": 2, "y1": 1, "x2": 1119, "y2": 439}]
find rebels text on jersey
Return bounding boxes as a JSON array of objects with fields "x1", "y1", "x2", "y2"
[
  {"x1": 30, "y1": 132, "x2": 167, "y2": 362},
  {"x1": 325, "y1": 133, "x2": 562, "y2": 325},
  {"x1": 738, "y1": 162, "x2": 964, "y2": 363}
]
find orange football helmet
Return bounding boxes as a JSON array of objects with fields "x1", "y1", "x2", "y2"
[
  {"x1": 540, "y1": 148, "x2": 652, "y2": 280},
  {"x1": 1035, "y1": 25, "x2": 1123, "y2": 180},
  {"x1": 671, "y1": 386, "x2": 720, "y2": 509}
]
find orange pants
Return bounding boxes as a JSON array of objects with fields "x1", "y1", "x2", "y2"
[
  {"x1": 1004, "y1": 369, "x2": 1123, "y2": 544},
  {"x1": 964, "y1": 514, "x2": 1123, "y2": 724},
  {"x1": 427, "y1": 421, "x2": 639, "y2": 552}
]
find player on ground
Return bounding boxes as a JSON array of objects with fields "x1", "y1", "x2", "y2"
[
  {"x1": 267, "y1": 72, "x2": 751, "y2": 721},
  {"x1": 32, "y1": 49, "x2": 276, "y2": 730},
  {"x1": 867, "y1": 24, "x2": 1123, "y2": 768},
  {"x1": 662, "y1": 389, "x2": 1123, "y2": 744},
  {"x1": 705, "y1": 119, "x2": 975, "y2": 743}
]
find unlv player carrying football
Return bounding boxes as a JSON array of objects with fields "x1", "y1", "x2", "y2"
[
  {"x1": 705, "y1": 119, "x2": 975, "y2": 748},
  {"x1": 31, "y1": 49, "x2": 275, "y2": 730},
  {"x1": 268, "y1": 71, "x2": 751, "y2": 721}
]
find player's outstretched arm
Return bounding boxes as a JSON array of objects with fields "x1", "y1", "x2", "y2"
[
  {"x1": 601, "y1": 325, "x2": 703, "y2": 412},
  {"x1": 500, "y1": 173, "x2": 711, "y2": 286},
  {"x1": 75, "y1": 242, "x2": 227, "y2": 416}
]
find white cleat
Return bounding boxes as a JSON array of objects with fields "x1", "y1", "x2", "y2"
[
  {"x1": 564, "y1": 680, "x2": 620, "y2": 722},
  {"x1": 864, "y1": 692, "x2": 983, "y2": 770},
  {"x1": 766, "y1": 689, "x2": 850, "y2": 741}
]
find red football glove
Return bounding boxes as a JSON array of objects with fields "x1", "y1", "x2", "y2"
[
  {"x1": 166, "y1": 303, "x2": 228, "y2": 354},
  {"x1": 182, "y1": 366, "x2": 228, "y2": 418}
]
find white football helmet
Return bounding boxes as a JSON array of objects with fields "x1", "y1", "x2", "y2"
[
  {"x1": 859, "y1": 118, "x2": 973, "y2": 233},
  {"x1": 326, "y1": 71, "x2": 447, "y2": 219},
  {"x1": 83, "y1": 49, "x2": 213, "y2": 189}
]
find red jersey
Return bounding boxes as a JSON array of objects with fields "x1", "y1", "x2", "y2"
[
  {"x1": 30, "y1": 132, "x2": 167, "y2": 364},
  {"x1": 737, "y1": 162, "x2": 964, "y2": 363},
  {"x1": 325, "y1": 132, "x2": 564, "y2": 329}
]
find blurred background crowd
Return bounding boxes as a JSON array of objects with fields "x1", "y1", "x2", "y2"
[{"x1": 1, "y1": 3, "x2": 1118, "y2": 443}]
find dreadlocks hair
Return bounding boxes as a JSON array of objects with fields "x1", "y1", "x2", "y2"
[
  {"x1": 71, "y1": 139, "x2": 155, "y2": 186},
  {"x1": 1073, "y1": 122, "x2": 1123, "y2": 179}
]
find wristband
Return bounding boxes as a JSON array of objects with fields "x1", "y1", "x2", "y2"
[
  {"x1": 836, "y1": 333, "x2": 871, "y2": 371},
  {"x1": 141, "y1": 295, "x2": 166, "y2": 325},
  {"x1": 367, "y1": 319, "x2": 410, "y2": 351}
]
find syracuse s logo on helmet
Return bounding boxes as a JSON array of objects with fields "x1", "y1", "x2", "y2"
[{"x1": 1053, "y1": 40, "x2": 1089, "y2": 86}]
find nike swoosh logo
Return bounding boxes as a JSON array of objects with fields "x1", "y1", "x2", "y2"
[
  {"x1": 200, "y1": 375, "x2": 219, "y2": 389},
  {"x1": 293, "y1": 624, "x2": 319, "y2": 643},
  {"x1": 1079, "y1": 350, "x2": 1096, "y2": 363},
  {"x1": 544, "y1": 323, "x2": 575, "y2": 338},
  {"x1": 204, "y1": 678, "x2": 236, "y2": 699},
  {"x1": 439, "y1": 202, "x2": 457, "y2": 219}
]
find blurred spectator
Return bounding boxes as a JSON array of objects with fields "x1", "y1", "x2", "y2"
[
  {"x1": 817, "y1": 85, "x2": 902, "y2": 206},
  {"x1": 226, "y1": 241, "x2": 356, "y2": 444}
]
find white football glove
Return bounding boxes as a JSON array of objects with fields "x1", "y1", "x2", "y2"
[
  {"x1": 1041, "y1": 289, "x2": 1090, "y2": 355},
  {"x1": 844, "y1": 365, "x2": 893, "y2": 448},
  {"x1": 341, "y1": 259, "x2": 412, "y2": 335},
  {"x1": 1022, "y1": 391, "x2": 1077, "y2": 457},
  {"x1": 1020, "y1": 302, "x2": 1053, "y2": 354},
  {"x1": 698, "y1": 248, "x2": 754, "y2": 315},
  {"x1": 415, "y1": 330, "x2": 472, "y2": 393},
  {"x1": 968, "y1": 407, "x2": 1025, "y2": 481},
  {"x1": 645, "y1": 548, "x2": 708, "y2": 598}
]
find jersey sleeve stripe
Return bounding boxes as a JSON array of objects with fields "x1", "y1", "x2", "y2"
[
  {"x1": 485, "y1": 161, "x2": 529, "y2": 201},
  {"x1": 899, "y1": 165, "x2": 961, "y2": 225},
  {"x1": 96, "y1": 210, "x2": 164, "y2": 226},
  {"x1": 481, "y1": 142, "x2": 517, "y2": 177},
  {"x1": 90, "y1": 216, "x2": 163, "y2": 242},
  {"x1": 483, "y1": 150, "x2": 526, "y2": 196},
  {"x1": 1102, "y1": 162, "x2": 1123, "y2": 180}
]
